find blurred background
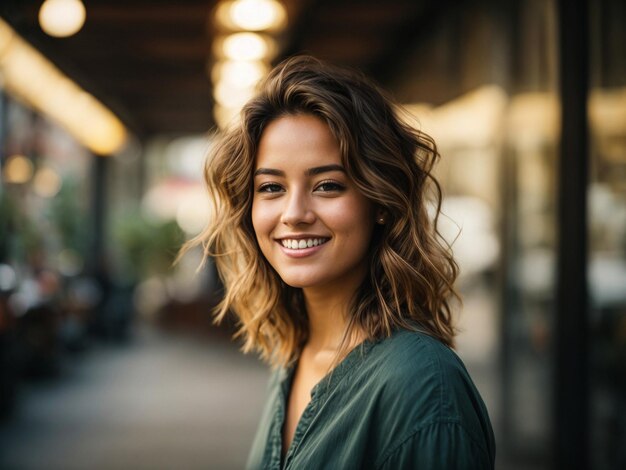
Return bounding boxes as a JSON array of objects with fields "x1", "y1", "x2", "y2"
[{"x1": 0, "y1": 0, "x2": 624, "y2": 469}]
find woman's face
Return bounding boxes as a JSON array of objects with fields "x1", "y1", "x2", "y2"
[{"x1": 251, "y1": 114, "x2": 375, "y2": 293}]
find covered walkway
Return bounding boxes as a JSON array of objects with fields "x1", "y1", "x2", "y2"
[{"x1": 0, "y1": 326, "x2": 269, "y2": 470}]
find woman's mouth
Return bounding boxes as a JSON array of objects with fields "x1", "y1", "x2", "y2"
[{"x1": 279, "y1": 238, "x2": 330, "y2": 250}]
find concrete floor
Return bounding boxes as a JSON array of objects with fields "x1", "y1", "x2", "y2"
[{"x1": 0, "y1": 326, "x2": 270, "y2": 470}]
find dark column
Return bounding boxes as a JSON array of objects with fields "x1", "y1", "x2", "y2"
[
  {"x1": 90, "y1": 154, "x2": 107, "y2": 273},
  {"x1": 555, "y1": 0, "x2": 589, "y2": 469},
  {"x1": 0, "y1": 92, "x2": 9, "y2": 262},
  {"x1": 0, "y1": 91, "x2": 7, "y2": 167},
  {"x1": 88, "y1": 153, "x2": 111, "y2": 336}
]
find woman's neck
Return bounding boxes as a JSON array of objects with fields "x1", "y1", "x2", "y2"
[
  {"x1": 301, "y1": 278, "x2": 365, "y2": 354},
  {"x1": 303, "y1": 292, "x2": 349, "y2": 352}
]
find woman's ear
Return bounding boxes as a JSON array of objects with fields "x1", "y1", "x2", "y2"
[{"x1": 375, "y1": 208, "x2": 387, "y2": 225}]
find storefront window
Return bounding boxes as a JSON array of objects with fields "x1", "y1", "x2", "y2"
[{"x1": 589, "y1": 1, "x2": 626, "y2": 468}]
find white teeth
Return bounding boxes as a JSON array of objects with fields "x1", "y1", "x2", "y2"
[{"x1": 281, "y1": 238, "x2": 328, "y2": 250}]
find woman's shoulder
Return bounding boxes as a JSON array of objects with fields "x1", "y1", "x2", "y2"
[
  {"x1": 358, "y1": 329, "x2": 495, "y2": 466},
  {"x1": 361, "y1": 328, "x2": 489, "y2": 426},
  {"x1": 370, "y1": 328, "x2": 467, "y2": 381}
]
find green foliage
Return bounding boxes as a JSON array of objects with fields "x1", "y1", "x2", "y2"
[
  {"x1": 49, "y1": 180, "x2": 89, "y2": 255},
  {"x1": 0, "y1": 189, "x2": 43, "y2": 262},
  {"x1": 112, "y1": 208, "x2": 185, "y2": 282}
]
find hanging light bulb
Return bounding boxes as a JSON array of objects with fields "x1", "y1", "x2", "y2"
[
  {"x1": 215, "y1": 0, "x2": 287, "y2": 32},
  {"x1": 211, "y1": 60, "x2": 268, "y2": 88},
  {"x1": 39, "y1": 0, "x2": 86, "y2": 38},
  {"x1": 231, "y1": 0, "x2": 286, "y2": 30},
  {"x1": 0, "y1": 19, "x2": 127, "y2": 154},
  {"x1": 215, "y1": 32, "x2": 276, "y2": 61}
]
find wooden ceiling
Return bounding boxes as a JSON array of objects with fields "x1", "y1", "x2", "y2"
[{"x1": 0, "y1": 0, "x2": 443, "y2": 139}]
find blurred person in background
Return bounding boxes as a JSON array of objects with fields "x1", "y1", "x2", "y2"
[{"x1": 181, "y1": 56, "x2": 495, "y2": 469}]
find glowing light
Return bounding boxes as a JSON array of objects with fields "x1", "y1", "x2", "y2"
[
  {"x1": 38, "y1": 0, "x2": 86, "y2": 38},
  {"x1": 232, "y1": 0, "x2": 286, "y2": 30},
  {"x1": 437, "y1": 196, "x2": 500, "y2": 276},
  {"x1": 0, "y1": 18, "x2": 128, "y2": 155},
  {"x1": 3, "y1": 155, "x2": 34, "y2": 184},
  {"x1": 210, "y1": 60, "x2": 268, "y2": 128},
  {"x1": 589, "y1": 87, "x2": 626, "y2": 163},
  {"x1": 405, "y1": 85, "x2": 508, "y2": 149},
  {"x1": 213, "y1": 104, "x2": 241, "y2": 129},
  {"x1": 211, "y1": 60, "x2": 268, "y2": 88},
  {"x1": 176, "y1": 190, "x2": 211, "y2": 235},
  {"x1": 0, "y1": 264, "x2": 17, "y2": 291},
  {"x1": 33, "y1": 166, "x2": 62, "y2": 198},
  {"x1": 213, "y1": 79, "x2": 257, "y2": 108},
  {"x1": 142, "y1": 179, "x2": 209, "y2": 228},
  {"x1": 589, "y1": 87, "x2": 626, "y2": 137},
  {"x1": 507, "y1": 92, "x2": 559, "y2": 151},
  {"x1": 216, "y1": 32, "x2": 275, "y2": 61},
  {"x1": 216, "y1": 0, "x2": 287, "y2": 32}
]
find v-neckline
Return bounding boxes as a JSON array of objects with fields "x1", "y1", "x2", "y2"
[{"x1": 278, "y1": 338, "x2": 375, "y2": 468}]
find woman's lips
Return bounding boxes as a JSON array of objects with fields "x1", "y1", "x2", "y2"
[{"x1": 276, "y1": 238, "x2": 329, "y2": 258}]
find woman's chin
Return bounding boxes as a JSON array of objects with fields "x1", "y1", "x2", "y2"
[
  {"x1": 280, "y1": 278, "x2": 317, "y2": 289},
  {"x1": 277, "y1": 272, "x2": 325, "y2": 290}
]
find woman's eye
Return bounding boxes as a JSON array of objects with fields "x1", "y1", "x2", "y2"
[
  {"x1": 315, "y1": 181, "x2": 345, "y2": 192},
  {"x1": 258, "y1": 183, "x2": 283, "y2": 193}
]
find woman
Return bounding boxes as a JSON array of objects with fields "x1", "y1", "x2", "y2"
[{"x1": 185, "y1": 56, "x2": 495, "y2": 469}]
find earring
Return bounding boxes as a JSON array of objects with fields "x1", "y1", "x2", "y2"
[{"x1": 377, "y1": 216, "x2": 385, "y2": 224}]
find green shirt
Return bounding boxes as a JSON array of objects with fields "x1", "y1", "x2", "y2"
[{"x1": 246, "y1": 329, "x2": 495, "y2": 469}]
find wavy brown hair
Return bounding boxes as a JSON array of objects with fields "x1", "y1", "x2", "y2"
[{"x1": 181, "y1": 56, "x2": 459, "y2": 367}]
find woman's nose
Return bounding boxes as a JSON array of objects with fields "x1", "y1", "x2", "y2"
[{"x1": 280, "y1": 191, "x2": 316, "y2": 226}]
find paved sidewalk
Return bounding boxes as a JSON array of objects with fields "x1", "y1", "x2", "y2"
[{"x1": 0, "y1": 325, "x2": 270, "y2": 470}]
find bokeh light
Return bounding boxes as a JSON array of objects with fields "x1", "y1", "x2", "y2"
[{"x1": 38, "y1": 0, "x2": 86, "y2": 38}]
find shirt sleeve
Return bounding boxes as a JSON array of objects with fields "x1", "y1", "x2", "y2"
[{"x1": 376, "y1": 420, "x2": 494, "y2": 470}]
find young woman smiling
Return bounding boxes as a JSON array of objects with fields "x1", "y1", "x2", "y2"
[{"x1": 183, "y1": 56, "x2": 495, "y2": 469}]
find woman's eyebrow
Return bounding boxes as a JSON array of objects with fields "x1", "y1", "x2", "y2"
[
  {"x1": 254, "y1": 168, "x2": 285, "y2": 177},
  {"x1": 306, "y1": 164, "x2": 345, "y2": 176},
  {"x1": 253, "y1": 164, "x2": 345, "y2": 178}
]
